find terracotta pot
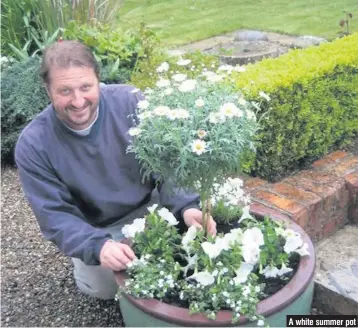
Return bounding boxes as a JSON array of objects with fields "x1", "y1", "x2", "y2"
[{"x1": 114, "y1": 207, "x2": 316, "y2": 327}]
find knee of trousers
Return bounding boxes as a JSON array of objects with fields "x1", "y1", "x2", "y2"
[{"x1": 74, "y1": 277, "x2": 118, "y2": 300}]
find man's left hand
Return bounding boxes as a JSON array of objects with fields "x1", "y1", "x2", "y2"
[{"x1": 183, "y1": 208, "x2": 217, "y2": 236}]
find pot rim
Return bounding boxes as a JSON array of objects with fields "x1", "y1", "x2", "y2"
[{"x1": 114, "y1": 206, "x2": 316, "y2": 326}]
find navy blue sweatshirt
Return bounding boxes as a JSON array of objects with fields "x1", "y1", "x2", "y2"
[{"x1": 15, "y1": 84, "x2": 199, "y2": 265}]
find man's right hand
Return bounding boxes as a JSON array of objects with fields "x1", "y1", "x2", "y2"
[{"x1": 99, "y1": 240, "x2": 136, "y2": 271}]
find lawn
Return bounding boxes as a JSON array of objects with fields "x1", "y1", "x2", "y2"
[{"x1": 118, "y1": 0, "x2": 358, "y2": 46}]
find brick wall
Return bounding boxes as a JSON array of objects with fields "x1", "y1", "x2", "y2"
[{"x1": 245, "y1": 151, "x2": 358, "y2": 242}]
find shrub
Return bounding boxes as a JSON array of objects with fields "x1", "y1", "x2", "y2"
[
  {"x1": 232, "y1": 33, "x2": 358, "y2": 181},
  {"x1": 1, "y1": 57, "x2": 49, "y2": 164}
]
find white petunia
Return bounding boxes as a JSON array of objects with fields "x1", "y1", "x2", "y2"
[
  {"x1": 147, "y1": 204, "x2": 158, "y2": 213},
  {"x1": 157, "y1": 207, "x2": 179, "y2": 226},
  {"x1": 234, "y1": 262, "x2": 254, "y2": 284},
  {"x1": 259, "y1": 91, "x2": 271, "y2": 101},
  {"x1": 195, "y1": 98, "x2": 205, "y2": 107},
  {"x1": 262, "y1": 265, "x2": 279, "y2": 278},
  {"x1": 238, "y1": 205, "x2": 254, "y2": 223},
  {"x1": 182, "y1": 254, "x2": 198, "y2": 276},
  {"x1": 182, "y1": 225, "x2": 198, "y2": 249},
  {"x1": 201, "y1": 241, "x2": 222, "y2": 259},
  {"x1": 178, "y1": 79, "x2": 197, "y2": 92},
  {"x1": 188, "y1": 271, "x2": 215, "y2": 286},
  {"x1": 295, "y1": 242, "x2": 310, "y2": 256},
  {"x1": 177, "y1": 59, "x2": 192, "y2": 66},
  {"x1": 137, "y1": 99, "x2": 149, "y2": 110},
  {"x1": 172, "y1": 73, "x2": 187, "y2": 82},
  {"x1": 121, "y1": 218, "x2": 146, "y2": 238},
  {"x1": 191, "y1": 139, "x2": 208, "y2": 155},
  {"x1": 284, "y1": 235, "x2": 303, "y2": 254},
  {"x1": 156, "y1": 62, "x2": 169, "y2": 73},
  {"x1": 242, "y1": 243, "x2": 260, "y2": 265},
  {"x1": 242, "y1": 227, "x2": 264, "y2": 247},
  {"x1": 278, "y1": 262, "x2": 293, "y2": 276},
  {"x1": 156, "y1": 78, "x2": 171, "y2": 88},
  {"x1": 128, "y1": 127, "x2": 142, "y2": 136},
  {"x1": 153, "y1": 105, "x2": 171, "y2": 116}
]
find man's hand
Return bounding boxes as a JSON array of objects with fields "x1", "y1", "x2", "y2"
[
  {"x1": 183, "y1": 208, "x2": 217, "y2": 236},
  {"x1": 99, "y1": 240, "x2": 136, "y2": 271}
]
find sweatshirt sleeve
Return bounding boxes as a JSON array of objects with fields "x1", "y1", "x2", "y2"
[{"x1": 15, "y1": 136, "x2": 112, "y2": 265}]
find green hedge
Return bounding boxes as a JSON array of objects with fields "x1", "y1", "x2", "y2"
[
  {"x1": 233, "y1": 33, "x2": 358, "y2": 181},
  {"x1": 1, "y1": 57, "x2": 50, "y2": 164}
]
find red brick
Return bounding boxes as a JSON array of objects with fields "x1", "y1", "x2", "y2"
[
  {"x1": 322, "y1": 219, "x2": 337, "y2": 238},
  {"x1": 272, "y1": 182, "x2": 322, "y2": 210},
  {"x1": 349, "y1": 207, "x2": 358, "y2": 223},
  {"x1": 345, "y1": 171, "x2": 358, "y2": 193},
  {"x1": 292, "y1": 170, "x2": 339, "y2": 185},
  {"x1": 312, "y1": 151, "x2": 350, "y2": 169},
  {"x1": 249, "y1": 202, "x2": 291, "y2": 223},
  {"x1": 333, "y1": 156, "x2": 358, "y2": 177},
  {"x1": 337, "y1": 188, "x2": 351, "y2": 209},
  {"x1": 244, "y1": 177, "x2": 268, "y2": 193}
]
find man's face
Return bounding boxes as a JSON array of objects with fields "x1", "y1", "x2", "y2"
[{"x1": 46, "y1": 66, "x2": 100, "y2": 130}]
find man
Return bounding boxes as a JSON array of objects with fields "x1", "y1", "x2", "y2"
[{"x1": 15, "y1": 40, "x2": 216, "y2": 300}]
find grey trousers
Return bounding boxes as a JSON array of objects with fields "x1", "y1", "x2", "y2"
[{"x1": 72, "y1": 196, "x2": 157, "y2": 300}]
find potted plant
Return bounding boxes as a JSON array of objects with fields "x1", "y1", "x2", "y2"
[{"x1": 115, "y1": 59, "x2": 315, "y2": 326}]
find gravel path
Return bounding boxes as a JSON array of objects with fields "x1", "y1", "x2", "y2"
[{"x1": 1, "y1": 167, "x2": 124, "y2": 327}]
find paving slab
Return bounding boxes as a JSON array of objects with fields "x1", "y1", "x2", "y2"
[{"x1": 313, "y1": 224, "x2": 358, "y2": 315}]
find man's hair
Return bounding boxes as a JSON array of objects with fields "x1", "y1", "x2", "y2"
[{"x1": 40, "y1": 40, "x2": 100, "y2": 85}]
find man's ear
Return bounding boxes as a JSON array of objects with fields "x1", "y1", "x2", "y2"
[{"x1": 44, "y1": 83, "x2": 51, "y2": 98}]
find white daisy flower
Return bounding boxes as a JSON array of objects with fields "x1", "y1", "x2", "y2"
[
  {"x1": 137, "y1": 99, "x2": 149, "y2": 110},
  {"x1": 156, "y1": 62, "x2": 169, "y2": 73},
  {"x1": 191, "y1": 139, "x2": 208, "y2": 155},
  {"x1": 156, "y1": 78, "x2": 171, "y2": 88},
  {"x1": 178, "y1": 79, "x2": 197, "y2": 92},
  {"x1": 195, "y1": 98, "x2": 205, "y2": 107},
  {"x1": 153, "y1": 105, "x2": 171, "y2": 116},
  {"x1": 172, "y1": 73, "x2": 187, "y2": 82}
]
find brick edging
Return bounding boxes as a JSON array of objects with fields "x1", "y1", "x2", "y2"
[{"x1": 244, "y1": 151, "x2": 358, "y2": 242}]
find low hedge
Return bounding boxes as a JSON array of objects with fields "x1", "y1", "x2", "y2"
[{"x1": 233, "y1": 33, "x2": 358, "y2": 181}]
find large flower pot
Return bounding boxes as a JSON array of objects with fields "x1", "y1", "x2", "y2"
[{"x1": 114, "y1": 206, "x2": 316, "y2": 327}]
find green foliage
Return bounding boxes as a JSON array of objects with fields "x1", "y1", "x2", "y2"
[
  {"x1": 233, "y1": 33, "x2": 358, "y2": 181},
  {"x1": 212, "y1": 200, "x2": 243, "y2": 225},
  {"x1": 63, "y1": 21, "x2": 161, "y2": 84},
  {"x1": 1, "y1": 57, "x2": 49, "y2": 164},
  {"x1": 130, "y1": 50, "x2": 220, "y2": 91}
]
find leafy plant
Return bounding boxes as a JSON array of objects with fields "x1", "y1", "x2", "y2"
[
  {"x1": 117, "y1": 204, "x2": 310, "y2": 325},
  {"x1": 1, "y1": 57, "x2": 49, "y2": 164}
]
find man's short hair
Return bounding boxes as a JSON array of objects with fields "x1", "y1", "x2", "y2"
[{"x1": 40, "y1": 40, "x2": 100, "y2": 85}]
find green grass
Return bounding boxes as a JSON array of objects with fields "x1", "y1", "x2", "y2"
[{"x1": 118, "y1": 0, "x2": 358, "y2": 46}]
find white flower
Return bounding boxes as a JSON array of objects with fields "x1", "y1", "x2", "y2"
[
  {"x1": 238, "y1": 97, "x2": 247, "y2": 106},
  {"x1": 242, "y1": 244, "x2": 260, "y2": 264},
  {"x1": 233, "y1": 65, "x2": 246, "y2": 72},
  {"x1": 138, "y1": 112, "x2": 152, "y2": 120},
  {"x1": 157, "y1": 208, "x2": 179, "y2": 226},
  {"x1": 177, "y1": 59, "x2": 192, "y2": 66},
  {"x1": 153, "y1": 105, "x2": 170, "y2": 116},
  {"x1": 234, "y1": 262, "x2": 254, "y2": 284},
  {"x1": 201, "y1": 241, "x2": 222, "y2": 259},
  {"x1": 182, "y1": 226, "x2": 197, "y2": 249},
  {"x1": 243, "y1": 286, "x2": 251, "y2": 296},
  {"x1": 144, "y1": 88, "x2": 153, "y2": 95},
  {"x1": 167, "y1": 110, "x2": 180, "y2": 120},
  {"x1": 295, "y1": 242, "x2": 310, "y2": 256},
  {"x1": 131, "y1": 88, "x2": 140, "y2": 93},
  {"x1": 156, "y1": 62, "x2": 169, "y2": 73},
  {"x1": 197, "y1": 129, "x2": 207, "y2": 139},
  {"x1": 246, "y1": 110, "x2": 256, "y2": 121},
  {"x1": 238, "y1": 205, "x2": 253, "y2": 223},
  {"x1": 156, "y1": 78, "x2": 171, "y2": 88},
  {"x1": 278, "y1": 263, "x2": 293, "y2": 276},
  {"x1": 164, "y1": 87, "x2": 173, "y2": 95},
  {"x1": 257, "y1": 319, "x2": 265, "y2": 326},
  {"x1": 219, "y1": 102, "x2": 239, "y2": 118},
  {"x1": 262, "y1": 265, "x2": 279, "y2": 278},
  {"x1": 242, "y1": 227, "x2": 264, "y2": 247},
  {"x1": 215, "y1": 236, "x2": 231, "y2": 251},
  {"x1": 147, "y1": 204, "x2": 158, "y2": 213},
  {"x1": 178, "y1": 79, "x2": 197, "y2": 92},
  {"x1": 217, "y1": 64, "x2": 234, "y2": 72},
  {"x1": 208, "y1": 112, "x2": 222, "y2": 124},
  {"x1": 191, "y1": 139, "x2": 208, "y2": 155},
  {"x1": 284, "y1": 235, "x2": 303, "y2": 254},
  {"x1": 259, "y1": 91, "x2": 271, "y2": 101},
  {"x1": 188, "y1": 271, "x2": 215, "y2": 286},
  {"x1": 137, "y1": 100, "x2": 149, "y2": 110},
  {"x1": 176, "y1": 108, "x2": 190, "y2": 119},
  {"x1": 121, "y1": 218, "x2": 146, "y2": 238},
  {"x1": 128, "y1": 127, "x2": 142, "y2": 136},
  {"x1": 182, "y1": 254, "x2": 198, "y2": 276},
  {"x1": 206, "y1": 73, "x2": 224, "y2": 83},
  {"x1": 195, "y1": 98, "x2": 205, "y2": 107},
  {"x1": 172, "y1": 73, "x2": 187, "y2": 82}
]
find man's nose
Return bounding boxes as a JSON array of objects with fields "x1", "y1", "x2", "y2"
[{"x1": 71, "y1": 91, "x2": 86, "y2": 108}]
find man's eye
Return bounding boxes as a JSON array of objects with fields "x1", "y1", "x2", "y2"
[
  {"x1": 60, "y1": 89, "x2": 70, "y2": 95},
  {"x1": 82, "y1": 84, "x2": 91, "y2": 91}
]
